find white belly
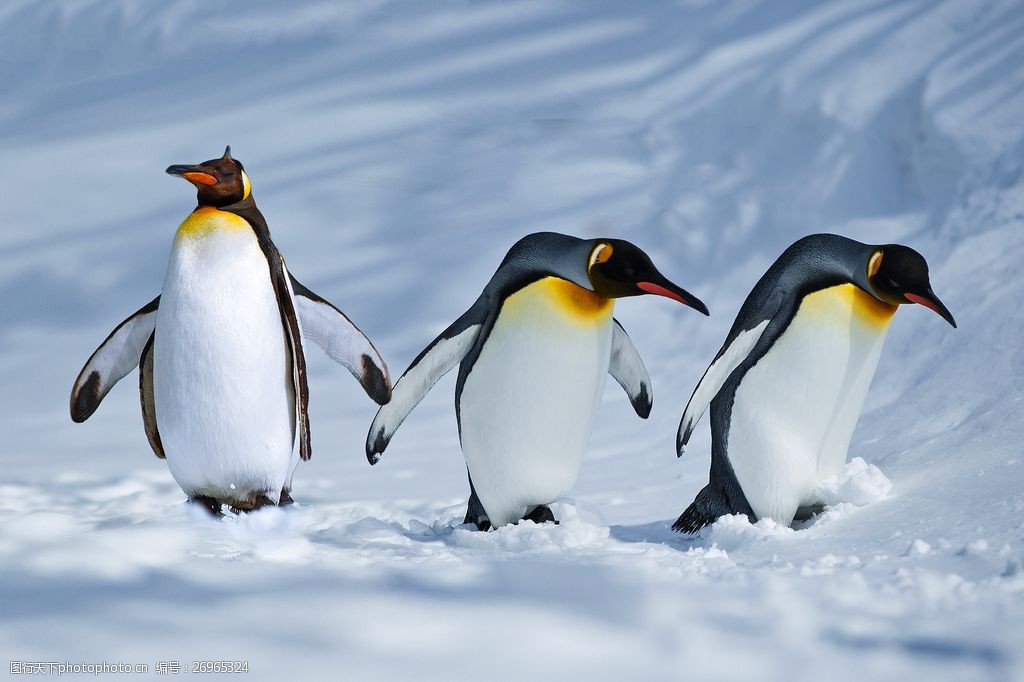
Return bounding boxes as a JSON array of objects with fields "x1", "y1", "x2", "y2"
[
  {"x1": 153, "y1": 208, "x2": 296, "y2": 503},
  {"x1": 727, "y1": 284, "x2": 896, "y2": 523},
  {"x1": 458, "y1": 278, "x2": 614, "y2": 527}
]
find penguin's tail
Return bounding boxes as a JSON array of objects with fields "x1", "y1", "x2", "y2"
[{"x1": 672, "y1": 484, "x2": 726, "y2": 534}]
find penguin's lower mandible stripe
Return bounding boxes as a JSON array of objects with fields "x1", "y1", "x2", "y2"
[{"x1": 673, "y1": 233, "x2": 956, "y2": 533}]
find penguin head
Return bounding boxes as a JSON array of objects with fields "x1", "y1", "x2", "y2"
[
  {"x1": 586, "y1": 239, "x2": 709, "y2": 315},
  {"x1": 865, "y1": 244, "x2": 956, "y2": 327},
  {"x1": 166, "y1": 146, "x2": 252, "y2": 207}
]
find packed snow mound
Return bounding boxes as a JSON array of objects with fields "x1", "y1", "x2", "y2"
[
  {"x1": 815, "y1": 456, "x2": 894, "y2": 507},
  {"x1": 701, "y1": 514, "x2": 797, "y2": 552},
  {"x1": 449, "y1": 501, "x2": 611, "y2": 551}
]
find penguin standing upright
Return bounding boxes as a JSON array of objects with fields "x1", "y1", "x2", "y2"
[
  {"x1": 673, "y1": 234, "x2": 956, "y2": 533},
  {"x1": 71, "y1": 147, "x2": 391, "y2": 513},
  {"x1": 366, "y1": 232, "x2": 708, "y2": 529}
]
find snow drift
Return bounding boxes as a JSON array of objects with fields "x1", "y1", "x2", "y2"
[{"x1": 0, "y1": 1, "x2": 1022, "y2": 680}]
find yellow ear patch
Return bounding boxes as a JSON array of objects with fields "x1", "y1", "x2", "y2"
[
  {"x1": 241, "y1": 169, "x2": 252, "y2": 200},
  {"x1": 588, "y1": 243, "x2": 613, "y2": 272},
  {"x1": 867, "y1": 250, "x2": 883, "y2": 278}
]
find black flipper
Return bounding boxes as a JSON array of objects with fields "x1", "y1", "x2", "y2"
[
  {"x1": 463, "y1": 472, "x2": 491, "y2": 531},
  {"x1": 71, "y1": 296, "x2": 159, "y2": 423},
  {"x1": 677, "y1": 290, "x2": 784, "y2": 455},
  {"x1": 608, "y1": 319, "x2": 653, "y2": 419},
  {"x1": 289, "y1": 274, "x2": 392, "y2": 405},
  {"x1": 367, "y1": 307, "x2": 484, "y2": 464}
]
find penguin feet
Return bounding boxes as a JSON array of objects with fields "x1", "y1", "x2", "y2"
[
  {"x1": 673, "y1": 483, "x2": 744, "y2": 534},
  {"x1": 793, "y1": 503, "x2": 826, "y2": 522},
  {"x1": 463, "y1": 504, "x2": 492, "y2": 531},
  {"x1": 522, "y1": 505, "x2": 558, "y2": 526},
  {"x1": 464, "y1": 515, "x2": 492, "y2": 532},
  {"x1": 190, "y1": 492, "x2": 287, "y2": 517},
  {"x1": 189, "y1": 495, "x2": 224, "y2": 517},
  {"x1": 228, "y1": 492, "x2": 276, "y2": 515},
  {"x1": 463, "y1": 488, "x2": 492, "y2": 531}
]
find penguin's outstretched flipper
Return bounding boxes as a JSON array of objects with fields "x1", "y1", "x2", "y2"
[
  {"x1": 71, "y1": 296, "x2": 160, "y2": 423},
  {"x1": 289, "y1": 273, "x2": 392, "y2": 405},
  {"x1": 608, "y1": 319, "x2": 653, "y2": 419},
  {"x1": 366, "y1": 310, "x2": 482, "y2": 464},
  {"x1": 676, "y1": 292, "x2": 784, "y2": 455}
]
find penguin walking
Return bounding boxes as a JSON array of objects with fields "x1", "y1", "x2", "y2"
[
  {"x1": 70, "y1": 147, "x2": 391, "y2": 513},
  {"x1": 366, "y1": 232, "x2": 708, "y2": 529},
  {"x1": 673, "y1": 234, "x2": 956, "y2": 533}
]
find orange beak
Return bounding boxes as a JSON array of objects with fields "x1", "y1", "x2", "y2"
[{"x1": 166, "y1": 164, "x2": 218, "y2": 187}]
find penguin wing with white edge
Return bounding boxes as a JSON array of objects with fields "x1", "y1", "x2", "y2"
[
  {"x1": 366, "y1": 314, "x2": 481, "y2": 464},
  {"x1": 609, "y1": 319, "x2": 653, "y2": 419},
  {"x1": 677, "y1": 315, "x2": 774, "y2": 455},
  {"x1": 71, "y1": 296, "x2": 160, "y2": 423},
  {"x1": 289, "y1": 274, "x2": 392, "y2": 405}
]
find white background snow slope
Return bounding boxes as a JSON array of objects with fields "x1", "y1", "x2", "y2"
[{"x1": 1, "y1": 1, "x2": 1023, "y2": 680}]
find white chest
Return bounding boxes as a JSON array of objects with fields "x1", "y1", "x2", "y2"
[
  {"x1": 458, "y1": 278, "x2": 614, "y2": 527},
  {"x1": 152, "y1": 209, "x2": 296, "y2": 501},
  {"x1": 727, "y1": 284, "x2": 896, "y2": 523}
]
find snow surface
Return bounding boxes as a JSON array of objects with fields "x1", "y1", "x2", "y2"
[{"x1": 2, "y1": 1, "x2": 1023, "y2": 680}]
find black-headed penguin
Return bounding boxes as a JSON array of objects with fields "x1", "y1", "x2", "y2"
[
  {"x1": 673, "y1": 233, "x2": 955, "y2": 533},
  {"x1": 70, "y1": 147, "x2": 391, "y2": 513},
  {"x1": 366, "y1": 231, "x2": 708, "y2": 529}
]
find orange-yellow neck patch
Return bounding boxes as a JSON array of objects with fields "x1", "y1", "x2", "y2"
[
  {"x1": 505, "y1": 276, "x2": 613, "y2": 324},
  {"x1": 801, "y1": 283, "x2": 897, "y2": 329},
  {"x1": 175, "y1": 206, "x2": 250, "y2": 241}
]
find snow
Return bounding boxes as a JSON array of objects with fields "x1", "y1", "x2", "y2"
[
  {"x1": 814, "y1": 456, "x2": 893, "y2": 507},
  {"x1": 2, "y1": 1, "x2": 1023, "y2": 680}
]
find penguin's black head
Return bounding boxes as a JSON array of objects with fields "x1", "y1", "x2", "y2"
[
  {"x1": 866, "y1": 244, "x2": 956, "y2": 327},
  {"x1": 166, "y1": 146, "x2": 252, "y2": 207},
  {"x1": 586, "y1": 239, "x2": 709, "y2": 315}
]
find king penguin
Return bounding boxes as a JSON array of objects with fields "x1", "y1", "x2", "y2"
[
  {"x1": 672, "y1": 233, "x2": 956, "y2": 533},
  {"x1": 70, "y1": 146, "x2": 392, "y2": 514},
  {"x1": 366, "y1": 232, "x2": 709, "y2": 530}
]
